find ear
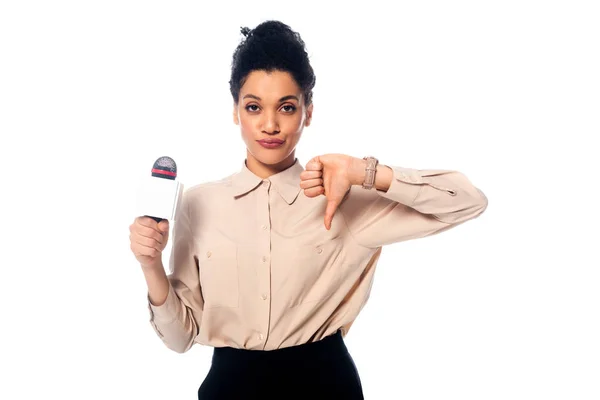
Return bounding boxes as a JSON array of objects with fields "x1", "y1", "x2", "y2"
[
  {"x1": 233, "y1": 102, "x2": 239, "y2": 125},
  {"x1": 304, "y1": 103, "x2": 314, "y2": 127}
]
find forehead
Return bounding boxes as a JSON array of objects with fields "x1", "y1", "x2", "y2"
[{"x1": 240, "y1": 70, "x2": 302, "y2": 100}]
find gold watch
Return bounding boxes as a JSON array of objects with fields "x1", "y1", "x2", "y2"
[{"x1": 362, "y1": 156, "x2": 379, "y2": 190}]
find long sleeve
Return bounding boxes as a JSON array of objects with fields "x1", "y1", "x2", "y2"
[
  {"x1": 147, "y1": 190, "x2": 204, "y2": 353},
  {"x1": 338, "y1": 165, "x2": 488, "y2": 248}
]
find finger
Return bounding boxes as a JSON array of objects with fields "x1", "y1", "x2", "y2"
[
  {"x1": 303, "y1": 186, "x2": 325, "y2": 198},
  {"x1": 305, "y1": 156, "x2": 323, "y2": 171},
  {"x1": 131, "y1": 233, "x2": 163, "y2": 255},
  {"x1": 158, "y1": 220, "x2": 169, "y2": 233},
  {"x1": 299, "y1": 178, "x2": 323, "y2": 189},
  {"x1": 131, "y1": 231, "x2": 163, "y2": 250},
  {"x1": 136, "y1": 216, "x2": 159, "y2": 230},
  {"x1": 299, "y1": 170, "x2": 322, "y2": 180},
  {"x1": 135, "y1": 225, "x2": 163, "y2": 243},
  {"x1": 130, "y1": 239, "x2": 160, "y2": 257},
  {"x1": 324, "y1": 199, "x2": 339, "y2": 230},
  {"x1": 134, "y1": 245, "x2": 160, "y2": 258}
]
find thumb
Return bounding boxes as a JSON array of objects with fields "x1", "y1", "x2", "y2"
[
  {"x1": 158, "y1": 220, "x2": 169, "y2": 233},
  {"x1": 306, "y1": 156, "x2": 323, "y2": 171},
  {"x1": 324, "y1": 199, "x2": 339, "y2": 231}
]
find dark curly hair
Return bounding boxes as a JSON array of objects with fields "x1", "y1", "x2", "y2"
[{"x1": 229, "y1": 20, "x2": 316, "y2": 106}]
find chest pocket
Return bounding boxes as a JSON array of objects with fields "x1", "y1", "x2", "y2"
[
  {"x1": 284, "y1": 236, "x2": 345, "y2": 308},
  {"x1": 198, "y1": 242, "x2": 239, "y2": 309}
]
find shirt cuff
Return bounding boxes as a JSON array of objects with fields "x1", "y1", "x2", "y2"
[
  {"x1": 376, "y1": 166, "x2": 424, "y2": 206},
  {"x1": 147, "y1": 282, "x2": 179, "y2": 325}
]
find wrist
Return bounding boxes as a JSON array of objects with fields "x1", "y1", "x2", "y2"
[
  {"x1": 349, "y1": 156, "x2": 393, "y2": 192},
  {"x1": 141, "y1": 260, "x2": 164, "y2": 274},
  {"x1": 373, "y1": 164, "x2": 393, "y2": 192},
  {"x1": 349, "y1": 157, "x2": 368, "y2": 186}
]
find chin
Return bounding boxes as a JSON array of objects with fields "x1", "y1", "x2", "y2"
[{"x1": 258, "y1": 155, "x2": 287, "y2": 165}]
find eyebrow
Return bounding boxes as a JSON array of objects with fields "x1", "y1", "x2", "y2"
[{"x1": 243, "y1": 94, "x2": 300, "y2": 102}]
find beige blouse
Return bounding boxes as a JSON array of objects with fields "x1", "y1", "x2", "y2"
[{"x1": 147, "y1": 157, "x2": 488, "y2": 353}]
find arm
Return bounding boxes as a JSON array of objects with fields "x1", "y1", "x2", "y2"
[
  {"x1": 145, "y1": 191, "x2": 204, "y2": 353},
  {"x1": 338, "y1": 158, "x2": 488, "y2": 248}
]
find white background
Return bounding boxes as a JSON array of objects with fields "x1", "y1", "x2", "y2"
[{"x1": 1, "y1": 1, "x2": 599, "y2": 399}]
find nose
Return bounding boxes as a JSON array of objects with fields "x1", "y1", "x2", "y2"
[{"x1": 261, "y1": 110, "x2": 280, "y2": 134}]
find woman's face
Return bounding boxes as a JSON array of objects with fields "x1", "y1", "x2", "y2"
[{"x1": 234, "y1": 70, "x2": 313, "y2": 167}]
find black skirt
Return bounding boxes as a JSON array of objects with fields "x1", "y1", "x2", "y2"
[{"x1": 198, "y1": 330, "x2": 364, "y2": 399}]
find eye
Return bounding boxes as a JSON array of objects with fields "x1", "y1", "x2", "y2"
[
  {"x1": 245, "y1": 104, "x2": 260, "y2": 112},
  {"x1": 281, "y1": 104, "x2": 296, "y2": 113}
]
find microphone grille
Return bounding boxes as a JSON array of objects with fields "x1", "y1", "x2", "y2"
[{"x1": 152, "y1": 156, "x2": 177, "y2": 179}]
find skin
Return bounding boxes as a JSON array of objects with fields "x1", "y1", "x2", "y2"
[{"x1": 233, "y1": 69, "x2": 313, "y2": 179}]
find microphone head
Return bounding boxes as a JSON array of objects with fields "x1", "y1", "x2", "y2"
[{"x1": 152, "y1": 156, "x2": 177, "y2": 180}]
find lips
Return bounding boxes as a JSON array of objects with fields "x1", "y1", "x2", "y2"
[
  {"x1": 257, "y1": 139, "x2": 284, "y2": 144},
  {"x1": 257, "y1": 139, "x2": 285, "y2": 149}
]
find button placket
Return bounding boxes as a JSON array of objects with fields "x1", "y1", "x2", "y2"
[{"x1": 255, "y1": 180, "x2": 272, "y2": 347}]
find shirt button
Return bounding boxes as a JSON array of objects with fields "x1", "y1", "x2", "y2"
[
  {"x1": 261, "y1": 293, "x2": 267, "y2": 300},
  {"x1": 258, "y1": 332, "x2": 264, "y2": 340},
  {"x1": 262, "y1": 225, "x2": 268, "y2": 230},
  {"x1": 206, "y1": 251, "x2": 212, "y2": 258},
  {"x1": 262, "y1": 256, "x2": 268, "y2": 262},
  {"x1": 317, "y1": 247, "x2": 323, "y2": 254}
]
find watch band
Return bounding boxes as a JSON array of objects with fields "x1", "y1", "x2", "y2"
[{"x1": 362, "y1": 156, "x2": 379, "y2": 189}]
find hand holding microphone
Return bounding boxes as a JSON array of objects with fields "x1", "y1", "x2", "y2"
[{"x1": 129, "y1": 216, "x2": 170, "y2": 268}]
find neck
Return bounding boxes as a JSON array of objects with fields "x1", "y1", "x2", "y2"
[{"x1": 245, "y1": 151, "x2": 296, "y2": 179}]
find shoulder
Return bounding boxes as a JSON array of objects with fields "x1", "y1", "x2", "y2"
[{"x1": 181, "y1": 172, "x2": 237, "y2": 204}]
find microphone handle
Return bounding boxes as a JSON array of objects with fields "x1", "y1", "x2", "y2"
[{"x1": 146, "y1": 215, "x2": 163, "y2": 224}]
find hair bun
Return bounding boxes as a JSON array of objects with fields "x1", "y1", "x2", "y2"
[{"x1": 240, "y1": 26, "x2": 251, "y2": 37}]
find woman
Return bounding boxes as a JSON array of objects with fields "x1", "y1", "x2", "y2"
[{"x1": 129, "y1": 20, "x2": 488, "y2": 399}]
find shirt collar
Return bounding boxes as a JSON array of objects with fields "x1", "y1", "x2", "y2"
[{"x1": 231, "y1": 158, "x2": 304, "y2": 205}]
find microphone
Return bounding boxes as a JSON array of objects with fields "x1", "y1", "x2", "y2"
[
  {"x1": 147, "y1": 156, "x2": 177, "y2": 223},
  {"x1": 135, "y1": 156, "x2": 184, "y2": 224}
]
